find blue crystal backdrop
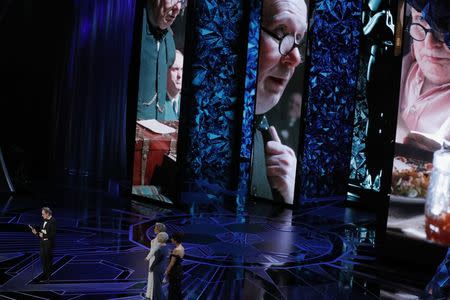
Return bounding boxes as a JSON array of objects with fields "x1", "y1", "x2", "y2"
[
  {"x1": 349, "y1": 56, "x2": 370, "y2": 187},
  {"x1": 179, "y1": 0, "x2": 365, "y2": 204},
  {"x1": 349, "y1": 95, "x2": 369, "y2": 184},
  {"x1": 299, "y1": 0, "x2": 362, "y2": 200},
  {"x1": 236, "y1": 0, "x2": 261, "y2": 210},
  {"x1": 181, "y1": 0, "x2": 247, "y2": 200},
  {"x1": 425, "y1": 248, "x2": 450, "y2": 298}
]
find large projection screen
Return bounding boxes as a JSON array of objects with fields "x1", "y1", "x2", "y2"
[
  {"x1": 388, "y1": 1, "x2": 450, "y2": 245},
  {"x1": 249, "y1": 0, "x2": 310, "y2": 205},
  {"x1": 131, "y1": 1, "x2": 188, "y2": 205}
]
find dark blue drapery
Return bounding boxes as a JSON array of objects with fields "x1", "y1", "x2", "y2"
[{"x1": 52, "y1": 0, "x2": 136, "y2": 182}]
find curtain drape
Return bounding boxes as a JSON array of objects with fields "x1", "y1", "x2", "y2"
[{"x1": 52, "y1": 0, "x2": 136, "y2": 183}]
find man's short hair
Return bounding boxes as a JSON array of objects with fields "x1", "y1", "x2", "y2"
[
  {"x1": 169, "y1": 50, "x2": 184, "y2": 68},
  {"x1": 175, "y1": 49, "x2": 183, "y2": 57},
  {"x1": 41, "y1": 207, "x2": 52, "y2": 215}
]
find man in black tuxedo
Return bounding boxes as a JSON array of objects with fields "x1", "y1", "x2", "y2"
[{"x1": 29, "y1": 207, "x2": 56, "y2": 282}]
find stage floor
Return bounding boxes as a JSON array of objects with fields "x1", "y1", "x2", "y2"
[{"x1": 0, "y1": 187, "x2": 429, "y2": 299}]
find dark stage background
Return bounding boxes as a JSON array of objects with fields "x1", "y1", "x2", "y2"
[
  {"x1": 1, "y1": 0, "x2": 368, "y2": 204},
  {"x1": 0, "y1": 2, "x2": 448, "y2": 298},
  {"x1": 1, "y1": 0, "x2": 134, "y2": 191}
]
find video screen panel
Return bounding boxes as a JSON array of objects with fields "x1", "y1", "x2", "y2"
[
  {"x1": 388, "y1": 1, "x2": 450, "y2": 245},
  {"x1": 132, "y1": 0, "x2": 188, "y2": 204},
  {"x1": 250, "y1": 0, "x2": 310, "y2": 205}
]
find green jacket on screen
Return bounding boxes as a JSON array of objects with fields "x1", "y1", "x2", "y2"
[{"x1": 137, "y1": 8, "x2": 176, "y2": 120}]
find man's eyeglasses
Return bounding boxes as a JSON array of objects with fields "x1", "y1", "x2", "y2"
[
  {"x1": 408, "y1": 23, "x2": 450, "y2": 49},
  {"x1": 261, "y1": 26, "x2": 305, "y2": 56}
]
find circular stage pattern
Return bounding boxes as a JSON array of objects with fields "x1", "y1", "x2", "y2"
[{"x1": 132, "y1": 213, "x2": 347, "y2": 268}]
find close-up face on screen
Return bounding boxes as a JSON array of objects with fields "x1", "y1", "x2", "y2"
[
  {"x1": 388, "y1": 1, "x2": 450, "y2": 245},
  {"x1": 250, "y1": 0, "x2": 309, "y2": 205},
  {"x1": 132, "y1": 0, "x2": 187, "y2": 204}
]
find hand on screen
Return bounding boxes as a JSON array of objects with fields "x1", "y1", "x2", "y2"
[
  {"x1": 265, "y1": 126, "x2": 297, "y2": 204},
  {"x1": 404, "y1": 132, "x2": 442, "y2": 152}
]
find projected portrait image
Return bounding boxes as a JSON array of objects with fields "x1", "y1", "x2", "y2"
[
  {"x1": 250, "y1": 0, "x2": 309, "y2": 205},
  {"x1": 395, "y1": 3, "x2": 450, "y2": 151},
  {"x1": 132, "y1": 0, "x2": 187, "y2": 204},
  {"x1": 388, "y1": 1, "x2": 450, "y2": 244}
]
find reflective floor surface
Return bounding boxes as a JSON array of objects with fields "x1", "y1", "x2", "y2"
[{"x1": 0, "y1": 186, "x2": 440, "y2": 299}]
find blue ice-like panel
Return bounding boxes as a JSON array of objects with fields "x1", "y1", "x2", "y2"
[
  {"x1": 236, "y1": 0, "x2": 261, "y2": 209},
  {"x1": 299, "y1": 0, "x2": 362, "y2": 200},
  {"x1": 183, "y1": 0, "x2": 245, "y2": 195}
]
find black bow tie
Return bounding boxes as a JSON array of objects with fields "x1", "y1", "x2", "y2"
[
  {"x1": 255, "y1": 115, "x2": 270, "y2": 132},
  {"x1": 147, "y1": 22, "x2": 168, "y2": 41}
]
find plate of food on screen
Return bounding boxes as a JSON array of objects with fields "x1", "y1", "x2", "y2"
[{"x1": 390, "y1": 155, "x2": 433, "y2": 204}]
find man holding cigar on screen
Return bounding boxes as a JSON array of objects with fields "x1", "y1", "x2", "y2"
[
  {"x1": 251, "y1": 0, "x2": 308, "y2": 204},
  {"x1": 29, "y1": 207, "x2": 56, "y2": 282}
]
